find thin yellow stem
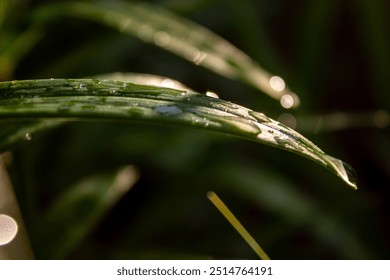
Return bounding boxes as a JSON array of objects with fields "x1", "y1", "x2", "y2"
[{"x1": 207, "y1": 191, "x2": 270, "y2": 260}]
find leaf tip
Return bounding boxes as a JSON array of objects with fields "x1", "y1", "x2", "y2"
[
  {"x1": 326, "y1": 156, "x2": 358, "y2": 190},
  {"x1": 342, "y1": 161, "x2": 358, "y2": 190}
]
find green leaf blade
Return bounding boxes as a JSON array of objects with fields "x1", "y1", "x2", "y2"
[
  {"x1": 35, "y1": 166, "x2": 139, "y2": 258},
  {"x1": 33, "y1": 0, "x2": 299, "y2": 107},
  {"x1": 0, "y1": 79, "x2": 357, "y2": 189}
]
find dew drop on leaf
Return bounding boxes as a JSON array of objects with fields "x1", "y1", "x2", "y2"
[
  {"x1": 342, "y1": 161, "x2": 358, "y2": 188},
  {"x1": 25, "y1": 132, "x2": 32, "y2": 141}
]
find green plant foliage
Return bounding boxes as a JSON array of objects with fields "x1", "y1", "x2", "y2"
[
  {"x1": 0, "y1": 78, "x2": 356, "y2": 188},
  {"x1": 33, "y1": 0, "x2": 299, "y2": 106},
  {"x1": 0, "y1": 0, "x2": 388, "y2": 260},
  {"x1": 35, "y1": 166, "x2": 139, "y2": 259}
]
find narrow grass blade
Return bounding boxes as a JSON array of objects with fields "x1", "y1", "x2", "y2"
[
  {"x1": 0, "y1": 25, "x2": 44, "y2": 81},
  {"x1": 93, "y1": 72, "x2": 192, "y2": 91},
  {"x1": 0, "y1": 79, "x2": 357, "y2": 188},
  {"x1": 33, "y1": 0, "x2": 299, "y2": 107},
  {"x1": 207, "y1": 191, "x2": 270, "y2": 260},
  {"x1": 0, "y1": 119, "x2": 66, "y2": 150},
  {"x1": 35, "y1": 166, "x2": 139, "y2": 259}
]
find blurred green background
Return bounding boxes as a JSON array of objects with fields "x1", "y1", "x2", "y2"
[{"x1": 1, "y1": 0, "x2": 389, "y2": 259}]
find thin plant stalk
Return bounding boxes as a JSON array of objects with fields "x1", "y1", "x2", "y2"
[{"x1": 207, "y1": 191, "x2": 270, "y2": 260}]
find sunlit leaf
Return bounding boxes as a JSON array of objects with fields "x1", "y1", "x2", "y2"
[
  {"x1": 94, "y1": 72, "x2": 192, "y2": 91},
  {"x1": 0, "y1": 79, "x2": 356, "y2": 188},
  {"x1": 33, "y1": 0, "x2": 299, "y2": 107}
]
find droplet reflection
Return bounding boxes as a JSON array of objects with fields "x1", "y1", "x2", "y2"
[
  {"x1": 119, "y1": 19, "x2": 132, "y2": 33},
  {"x1": 280, "y1": 94, "x2": 295, "y2": 109},
  {"x1": 342, "y1": 161, "x2": 358, "y2": 188},
  {"x1": 278, "y1": 113, "x2": 297, "y2": 129},
  {"x1": 269, "y1": 76, "x2": 286, "y2": 92},
  {"x1": 373, "y1": 109, "x2": 389, "y2": 128},
  {"x1": 154, "y1": 31, "x2": 171, "y2": 47},
  {"x1": 206, "y1": 91, "x2": 219, "y2": 99},
  {"x1": 0, "y1": 214, "x2": 18, "y2": 246},
  {"x1": 193, "y1": 51, "x2": 207, "y2": 65},
  {"x1": 155, "y1": 105, "x2": 183, "y2": 115},
  {"x1": 161, "y1": 79, "x2": 175, "y2": 88}
]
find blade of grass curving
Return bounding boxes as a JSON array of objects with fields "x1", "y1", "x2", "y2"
[
  {"x1": 0, "y1": 25, "x2": 44, "y2": 81},
  {"x1": 35, "y1": 166, "x2": 139, "y2": 259},
  {"x1": 33, "y1": 0, "x2": 299, "y2": 107},
  {"x1": 93, "y1": 72, "x2": 192, "y2": 91},
  {"x1": 0, "y1": 79, "x2": 356, "y2": 188},
  {"x1": 0, "y1": 119, "x2": 66, "y2": 150},
  {"x1": 0, "y1": 73, "x2": 191, "y2": 149}
]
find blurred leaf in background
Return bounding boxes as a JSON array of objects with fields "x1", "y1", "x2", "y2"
[{"x1": 1, "y1": 0, "x2": 389, "y2": 259}]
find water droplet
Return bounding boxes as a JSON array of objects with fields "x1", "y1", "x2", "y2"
[
  {"x1": 154, "y1": 31, "x2": 171, "y2": 47},
  {"x1": 0, "y1": 214, "x2": 18, "y2": 246},
  {"x1": 161, "y1": 79, "x2": 175, "y2": 88},
  {"x1": 280, "y1": 94, "x2": 295, "y2": 109},
  {"x1": 120, "y1": 19, "x2": 132, "y2": 33},
  {"x1": 326, "y1": 156, "x2": 358, "y2": 189},
  {"x1": 373, "y1": 109, "x2": 389, "y2": 128},
  {"x1": 269, "y1": 76, "x2": 286, "y2": 92},
  {"x1": 249, "y1": 111, "x2": 270, "y2": 122},
  {"x1": 342, "y1": 161, "x2": 358, "y2": 188},
  {"x1": 191, "y1": 117, "x2": 201, "y2": 125},
  {"x1": 25, "y1": 132, "x2": 32, "y2": 141},
  {"x1": 137, "y1": 24, "x2": 153, "y2": 41},
  {"x1": 73, "y1": 84, "x2": 83, "y2": 90},
  {"x1": 110, "y1": 89, "x2": 117, "y2": 94},
  {"x1": 203, "y1": 118, "x2": 210, "y2": 127},
  {"x1": 193, "y1": 51, "x2": 207, "y2": 65},
  {"x1": 184, "y1": 46, "x2": 201, "y2": 62},
  {"x1": 206, "y1": 91, "x2": 219, "y2": 99},
  {"x1": 154, "y1": 105, "x2": 183, "y2": 115},
  {"x1": 278, "y1": 113, "x2": 297, "y2": 129}
]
